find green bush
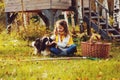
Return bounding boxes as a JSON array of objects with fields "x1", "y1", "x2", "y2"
[{"x1": 18, "y1": 25, "x2": 48, "y2": 41}]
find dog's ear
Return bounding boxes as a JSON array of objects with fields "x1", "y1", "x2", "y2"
[
  {"x1": 48, "y1": 37, "x2": 56, "y2": 47},
  {"x1": 32, "y1": 38, "x2": 42, "y2": 54},
  {"x1": 34, "y1": 38, "x2": 41, "y2": 48},
  {"x1": 35, "y1": 38, "x2": 40, "y2": 42},
  {"x1": 42, "y1": 37, "x2": 49, "y2": 43},
  {"x1": 40, "y1": 37, "x2": 48, "y2": 51},
  {"x1": 49, "y1": 37, "x2": 53, "y2": 42}
]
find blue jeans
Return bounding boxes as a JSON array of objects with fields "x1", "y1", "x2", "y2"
[{"x1": 50, "y1": 44, "x2": 77, "y2": 56}]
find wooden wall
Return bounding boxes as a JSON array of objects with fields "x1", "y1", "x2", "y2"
[
  {"x1": 5, "y1": 0, "x2": 71, "y2": 12},
  {"x1": 5, "y1": 0, "x2": 22, "y2": 12}
]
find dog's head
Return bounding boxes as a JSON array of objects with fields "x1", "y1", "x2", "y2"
[
  {"x1": 41, "y1": 37, "x2": 56, "y2": 50},
  {"x1": 32, "y1": 36, "x2": 56, "y2": 55},
  {"x1": 32, "y1": 38, "x2": 42, "y2": 54}
]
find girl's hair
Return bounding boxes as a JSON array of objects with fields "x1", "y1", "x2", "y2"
[{"x1": 54, "y1": 20, "x2": 70, "y2": 37}]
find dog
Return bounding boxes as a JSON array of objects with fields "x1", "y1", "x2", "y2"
[{"x1": 32, "y1": 36, "x2": 56, "y2": 56}]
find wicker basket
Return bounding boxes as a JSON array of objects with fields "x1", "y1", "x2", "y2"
[{"x1": 81, "y1": 42, "x2": 111, "y2": 58}]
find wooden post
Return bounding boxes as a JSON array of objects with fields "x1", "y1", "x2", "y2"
[
  {"x1": 95, "y1": 0, "x2": 100, "y2": 32},
  {"x1": 106, "y1": 10, "x2": 109, "y2": 34},
  {"x1": 113, "y1": 0, "x2": 120, "y2": 30},
  {"x1": 42, "y1": 10, "x2": 61, "y2": 31},
  {"x1": 14, "y1": 19, "x2": 20, "y2": 32},
  {"x1": 102, "y1": 0, "x2": 109, "y2": 21},
  {"x1": 23, "y1": 12, "x2": 29, "y2": 27},
  {"x1": 71, "y1": 11, "x2": 76, "y2": 34},
  {"x1": 63, "y1": 11, "x2": 69, "y2": 26},
  {"x1": 88, "y1": 0, "x2": 92, "y2": 36},
  {"x1": 50, "y1": 10, "x2": 55, "y2": 30},
  {"x1": 21, "y1": 0, "x2": 26, "y2": 31},
  {"x1": 5, "y1": 12, "x2": 18, "y2": 34},
  {"x1": 77, "y1": 0, "x2": 84, "y2": 33},
  {"x1": 5, "y1": 12, "x2": 9, "y2": 26},
  {"x1": 41, "y1": 10, "x2": 53, "y2": 30}
]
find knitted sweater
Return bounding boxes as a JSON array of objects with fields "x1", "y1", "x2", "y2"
[{"x1": 51, "y1": 34, "x2": 74, "y2": 48}]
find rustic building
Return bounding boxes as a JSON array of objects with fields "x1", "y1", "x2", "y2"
[{"x1": 5, "y1": 0, "x2": 71, "y2": 12}]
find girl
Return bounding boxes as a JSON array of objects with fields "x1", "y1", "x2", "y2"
[{"x1": 50, "y1": 20, "x2": 77, "y2": 56}]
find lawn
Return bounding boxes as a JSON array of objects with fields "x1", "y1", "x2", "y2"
[
  {"x1": 0, "y1": 59, "x2": 120, "y2": 80},
  {"x1": 0, "y1": 31, "x2": 120, "y2": 80}
]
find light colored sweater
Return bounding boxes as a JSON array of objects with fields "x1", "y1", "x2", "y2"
[{"x1": 51, "y1": 34, "x2": 74, "y2": 48}]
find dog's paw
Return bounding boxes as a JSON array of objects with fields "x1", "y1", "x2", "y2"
[
  {"x1": 41, "y1": 51, "x2": 50, "y2": 56},
  {"x1": 31, "y1": 41, "x2": 35, "y2": 47},
  {"x1": 32, "y1": 49, "x2": 38, "y2": 55}
]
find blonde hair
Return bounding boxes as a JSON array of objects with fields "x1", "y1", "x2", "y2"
[{"x1": 54, "y1": 20, "x2": 70, "y2": 37}]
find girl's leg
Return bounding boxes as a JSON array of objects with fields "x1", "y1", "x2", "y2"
[
  {"x1": 50, "y1": 47, "x2": 61, "y2": 55},
  {"x1": 66, "y1": 44, "x2": 77, "y2": 55}
]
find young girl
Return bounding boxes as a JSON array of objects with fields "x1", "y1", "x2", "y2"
[{"x1": 50, "y1": 20, "x2": 77, "y2": 56}]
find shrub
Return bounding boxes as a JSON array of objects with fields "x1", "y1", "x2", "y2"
[{"x1": 18, "y1": 25, "x2": 48, "y2": 41}]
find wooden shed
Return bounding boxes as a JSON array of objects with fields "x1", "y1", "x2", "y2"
[{"x1": 5, "y1": 0, "x2": 71, "y2": 12}]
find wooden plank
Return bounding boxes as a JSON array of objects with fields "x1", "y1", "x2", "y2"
[
  {"x1": 51, "y1": 0, "x2": 71, "y2": 9},
  {"x1": 5, "y1": 0, "x2": 21, "y2": 12},
  {"x1": 51, "y1": 0, "x2": 71, "y2": 3},
  {"x1": 5, "y1": 1, "x2": 21, "y2": 7},
  {"x1": 4, "y1": 0, "x2": 20, "y2": 4},
  {"x1": 51, "y1": 3, "x2": 71, "y2": 9},
  {"x1": 24, "y1": 3, "x2": 50, "y2": 7},
  {"x1": 5, "y1": 0, "x2": 71, "y2": 12},
  {"x1": 83, "y1": 0, "x2": 89, "y2": 7},
  {"x1": 51, "y1": 0, "x2": 71, "y2": 5},
  {"x1": 5, "y1": 0, "x2": 51, "y2": 12},
  {"x1": 5, "y1": 3, "x2": 21, "y2": 7},
  {"x1": 24, "y1": 1, "x2": 51, "y2": 11},
  {"x1": 0, "y1": 57, "x2": 87, "y2": 62},
  {"x1": 24, "y1": 1, "x2": 50, "y2": 6},
  {"x1": 24, "y1": 6, "x2": 51, "y2": 11},
  {"x1": 51, "y1": 3, "x2": 71, "y2": 7},
  {"x1": 5, "y1": 7, "x2": 22, "y2": 12},
  {"x1": 24, "y1": 0, "x2": 49, "y2": 3},
  {"x1": 5, "y1": 5, "x2": 50, "y2": 12},
  {"x1": 51, "y1": 6, "x2": 70, "y2": 9}
]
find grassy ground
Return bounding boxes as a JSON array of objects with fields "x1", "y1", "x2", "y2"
[
  {"x1": 0, "y1": 59, "x2": 120, "y2": 80},
  {"x1": 0, "y1": 31, "x2": 120, "y2": 80}
]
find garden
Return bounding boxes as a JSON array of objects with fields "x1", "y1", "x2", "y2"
[
  {"x1": 0, "y1": 0, "x2": 120, "y2": 80},
  {"x1": 0, "y1": 20, "x2": 120, "y2": 80}
]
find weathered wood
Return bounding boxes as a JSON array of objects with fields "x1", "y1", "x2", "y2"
[
  {"x1": 23, "y1": 0, "x2": 50, "y2": 11},
  {"x1": 5, "y1": 0, "x2": 71, "y2": 12},
  {"x1": 51, "y1": 0, "x2": 71, "y2": 9},
  {"x1": 0, "y1": 57, "x2": 87, "y2": 62},
  {"x1": 83, "y1": 0, "x2": 89, "y2": 8}
]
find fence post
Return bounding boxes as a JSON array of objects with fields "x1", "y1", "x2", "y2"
[{"x1": 88, "y1": 0, "x2": 92, "y2": 36}]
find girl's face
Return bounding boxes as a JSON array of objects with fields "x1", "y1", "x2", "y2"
[{"x1": 57, "y1": 25, "x2": 64, "y2": 34}]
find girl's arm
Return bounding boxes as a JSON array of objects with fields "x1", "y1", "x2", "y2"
[{"x1": 57, "y1": 35, "x2": 71, "y2": 48}]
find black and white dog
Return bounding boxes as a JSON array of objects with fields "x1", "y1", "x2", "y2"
[{"x1": 32, "y1": 36, "x2": 56, "y2": 56}]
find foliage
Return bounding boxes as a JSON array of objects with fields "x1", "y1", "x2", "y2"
[
  {"x1": 0, "y1": 1, "x2": 4, "y2": 17},
  {"x1": 0, "y1": 32, "x2": 119, "y2": 79},
  {"x1": 78, "y1": 32, "x2": 90, "y2": 42},
  {"x1": 109, "y1": 16, "x2": 114, "y2": 26},
  {"x1": 0, "y1": 57, "x2": 120, "y2": 80},
  {"x1": 18, "y1": 25, "x2": 48, "y2": 41},
  {"x1": 0, "y1": 31, "x2": 32, "y2": 55},
  {"x1": 0, "y1": 0, "x2": 5, "y2": 32},
  {"x1": 0, "y1": 1, "x2": 119, "y2": 79},
  {"x1": 0, "y1": 22, "x2": 5, "y2": 32}
]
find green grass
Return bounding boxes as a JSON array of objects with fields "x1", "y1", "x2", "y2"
[
  {"x1": 0, "y1": 59, "x2": 120, "y2": 80},
  {"x1": 0, "y1": 30, "x2": 120, "y2": 80}
]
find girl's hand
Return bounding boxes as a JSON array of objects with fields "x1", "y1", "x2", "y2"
[
  {"x1": 51, "y1": 41, "x2": 56, "y2": 44},
  {"x1": 49, "y1": 41, "x2": 56, "y2": 46}
]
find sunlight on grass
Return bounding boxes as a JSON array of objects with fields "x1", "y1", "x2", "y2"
[
  {"x1": 0, "y1": 60, "x2": 120, "y2": 80},
  {"x1": 0, "y1": 31, "x2": 32, "y2": 56},
  {"x1": 0, "y1": 27, "x2": 120, "y2": 80}
]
